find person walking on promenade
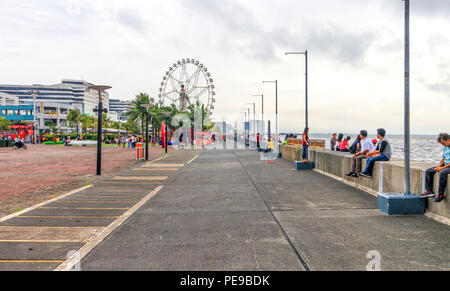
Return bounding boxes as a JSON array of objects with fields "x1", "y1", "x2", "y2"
[
  {"x1": 256, "y1": 133, "x2": 261, "y2": 148},
  {"x1": 267, "y1": 136, "x2": 274, "y2": 163},
  {"x1": 302, "y1": 127, "x2": 310, "y2": 162},
  {"x1": 330, "y1": 133, "x2": 337, "y2": 151},
  {"x1": 421, "y1": 133, "x2": 450, "y2": 202},
  {"x1": 360, "y1": 128, "x2": 392, "y2": 178},
  {"x1": 346, "y1": 130, "x2": 375, "y2": 178}
]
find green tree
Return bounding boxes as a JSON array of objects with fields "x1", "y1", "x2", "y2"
[
  {"x1": 0, "y1": 117, "x2": 11, "y2": 131},
  {"x1": 124, "y1": 118, "x2": 140, "y2": 134},
  {"x1": 126, "y1": 93, "x2": 155, "y2": 137},
  {"x1": 80, "y1": 114, "x2": 91, "y2": 134},
  {"x1": 67, "y1": 110, "x2": 81, "y2": 134}
]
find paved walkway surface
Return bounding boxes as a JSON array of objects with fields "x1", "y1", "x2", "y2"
[
  {"x1": 0, "y1": 150, "x2": 199, "y2": 271},
  {"x1": 1, "y1": 149, "x2": 448, "y2": 271},
  {"x1": 79, "y1": 149, "x2": 449, "y2": 271}
]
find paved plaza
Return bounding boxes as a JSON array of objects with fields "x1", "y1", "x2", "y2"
[{"x1": 0, "y1": 149, "x2": 448, "y2": 271}]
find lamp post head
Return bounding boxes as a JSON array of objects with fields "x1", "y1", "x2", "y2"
[
  {"x1": 141, "y1": 104, "x2": 153, "y2": 111},
  {"x1": 161, "y1": 111, "x2": 171, "y2": 118},
  {"x1": 88, "y1": 85, "x2": 112, "y2": 92}
]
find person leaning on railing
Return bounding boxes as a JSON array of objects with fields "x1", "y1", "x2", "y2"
[{"x1": 421, "y1": 133, "x2": 450, "y2": 203}]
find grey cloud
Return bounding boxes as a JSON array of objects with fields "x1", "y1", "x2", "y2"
[
  {"x1": 182, "y1": 0, "x2": 377, "y2": 66},
  {"x1": 117, "y1": 9, "x2": 145, "y2": 33},
  {"x1": 417, "y1": 60, "x2": 450, "y2": 98}
]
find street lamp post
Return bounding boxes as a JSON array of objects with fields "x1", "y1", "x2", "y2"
[
  {"x1": 247, "y1": 102, "x2": 255, "y2": 146},
  {"x1": 404, "y1": 0, "x2": 411, "y2": 194},
  {"x1": 141, "y1": 104, "x2": 153, "y2": 161},
  {"x1": 28, "y1": 90, "x2": 40, "y2": 144},
  {"x1": 252, "y1": 94, "x2": 264, "y2": 136},
  {"x1": 162, "y1": 112, "x2": 170, "y2": 154},
  {"x1": 263, "y1": 80, "x2": 278, "y2": 143},
  {"x1": 89, "y1": 85, "x2": 111, "y2": 176},
  {"x1": 286, "y1": 50, "x2": 308, "y2": 128}
]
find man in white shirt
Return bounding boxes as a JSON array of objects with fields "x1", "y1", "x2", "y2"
[{"x1": 346, "y1": 130, "x2": 375, "y2": 178}]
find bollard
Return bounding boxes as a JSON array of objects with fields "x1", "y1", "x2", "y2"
[{"x1": 136, "y1": 142, "x2": 144, "y2": 161}]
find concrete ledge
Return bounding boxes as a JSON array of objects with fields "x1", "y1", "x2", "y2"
[{"x1": 281, "y1": 145, "x2": 450, "y2": 219}]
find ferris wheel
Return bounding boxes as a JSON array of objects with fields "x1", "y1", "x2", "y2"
[{"x1": 158, "y1": 58, "x2": 216, "y2": 112}]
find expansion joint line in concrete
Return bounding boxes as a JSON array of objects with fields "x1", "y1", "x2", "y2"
[{"x1": 234, "y1": 153, "x2": 311, "y2": 271}]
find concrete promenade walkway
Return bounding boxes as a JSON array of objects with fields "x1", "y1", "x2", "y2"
[{"x1": 78, "y1": 149, "x2": 449, "y2": 271}]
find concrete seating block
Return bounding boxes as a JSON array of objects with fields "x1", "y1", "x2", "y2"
[
  {"x1": 377, "y1": 193, "x2": 426, "y2": 215},
  {"x1": 295, "y1": 161, "x2": 314, "y2": 170}
]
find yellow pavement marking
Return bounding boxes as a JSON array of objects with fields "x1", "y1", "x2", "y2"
[
  {"x1": 0, "y1": 240, "x2": 87, "y2": 243},
  {"x1": 55, "y1": 186, "x2": 164, "y2": 271},
  {"x1": 72, "y1": 194, "x2": 145, "y2": 198},
  {"x1": 133, "y1": 168, "x2": 179, "y2": 171},
  {"x1": 17, "y1": 216, "x2": 119, "y2": 219},
  {"x1": 0, "y1": 226, "x2": 105, "y2": 229},
  {"x1": 0, "y1": 260, "x2": 65, "y2": 263},
  {"x1": 95, "y1": 183, "x2": 162, "y2": 186},
  {"x1": 39, "y1": 207, "x2": 130, "y2": 210},
  {"x1": 142, "y1": 163, "x2": 184, "y2": 168},
  {"x1": 54, "y1": 201, "x2": 138, "y2": 204},
  {"x1": 111, "y1": 176, "x2": 168, "y2": 181},
  {"x1": 0, "y1": 185, "x2": 93, "y2": 224}
]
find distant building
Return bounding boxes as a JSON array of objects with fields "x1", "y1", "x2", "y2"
[
  {"x1": 0, "y1": 79, "x2": 110, "y2": 134},
  {"x1": 109, "y1": 99, "x2": 132, "y2": 123}
]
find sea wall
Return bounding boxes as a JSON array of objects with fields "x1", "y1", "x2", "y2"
[{"x1": 280, "y1": 145, "x2": 450, "y2": 218}]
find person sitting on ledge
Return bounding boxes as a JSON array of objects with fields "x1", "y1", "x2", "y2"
[
  {"x1": 421, "y1": 133, "x2": 450, "y2": 203},
  {"x1": 340, "y1": 136, "x2": 351, "y2": 152},
  {"x1": 349, "y1": 134, "x2": 361, "y2": 154},
  {"x1": 346, "y1": 130, "x2": 375, "y2": 178},
  {"x1": 360, "y1": 128, "x2": 392, "y2": 178},
  {"x1": 335, "y1": 133, "x2": 343, "y2": 152}
]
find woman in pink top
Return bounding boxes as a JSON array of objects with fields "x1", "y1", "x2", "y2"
[{"x1": 340, "y1": 136, "x2": 351, "y2": 152}]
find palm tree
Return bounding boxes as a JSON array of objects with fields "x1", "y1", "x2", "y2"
[
  {"x1": 67, "y1": 110, "x2": 81, "y2": 134},
  {"x1": 102, "y1": 113, "x2": 111, "y2": 130},
  {"x1": 126, "y1": 93, "x2": 152, "y2": 137},
  {"x1": 80, "y1": 114, "x2": 90, "y2": 134},
  {"x1": 186, "y1": 101, "x2": 214, "y2": 131}
]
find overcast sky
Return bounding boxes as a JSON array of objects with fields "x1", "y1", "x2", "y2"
[{"x1": 0, "y1": 0, "x2": 448, "y2": 134}]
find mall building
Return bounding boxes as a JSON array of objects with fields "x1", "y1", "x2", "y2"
[{"x1": 0, "y1": 79, "x2": 110, "y2": 134}]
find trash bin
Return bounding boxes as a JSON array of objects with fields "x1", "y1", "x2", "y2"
[
  {"x1": 0, "y1": 140, "x2": 4, "y2": 147},
  {"x1": 6, "y1": 140, "x2": 13, "y2": 147}
]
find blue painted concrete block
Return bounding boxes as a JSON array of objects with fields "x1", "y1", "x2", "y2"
[
  {"x1": 257, "y1": 148, "x2": 264, "y2": 152},
  {"x1": 377, "y1": 193, "x2": 426, "y2": 215},
  {"x1": 295, "y1": 161, "x2": 314, "y2": 170}
]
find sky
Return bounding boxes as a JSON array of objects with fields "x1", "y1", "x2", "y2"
[{"x1": 0, "y1": 0, "x2": 449, "y2": 134}]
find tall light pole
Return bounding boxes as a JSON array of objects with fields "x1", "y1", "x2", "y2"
[
  {"x1": 89, "y1": 85, "x2": 111, "y2": 176},
  {"x1": 263, "y1": 80, "x2": 278, "y2": 143},
  {"x1": 162, "y1": 112, "x2": 170, "y2": 153},
  {"x1": 252, "y1": 94, "x2": 264, "y2": 136},
  {"x1": 286, "y1": 50, "x2": 308, "y2": 128},
  {"x1": 247, "y1": 102, "x2": 255, "y2": 145},
  {"x1": 28, "y1": 90, "x2": 40, "y2": 144},
  {"x1": 141, "y1": 104, "x2": 153, "y2": 161},
  {"x1": 403, "y1": 0, "x2": 411, "y2": 194}
]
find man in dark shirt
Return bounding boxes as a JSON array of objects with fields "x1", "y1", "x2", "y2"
[
  {"x1": 330, "y1": 133, "x2": 337, "y2": 151},
  {"x1": 360, "y1": 128, "x2": 391, "y2": 178}
]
